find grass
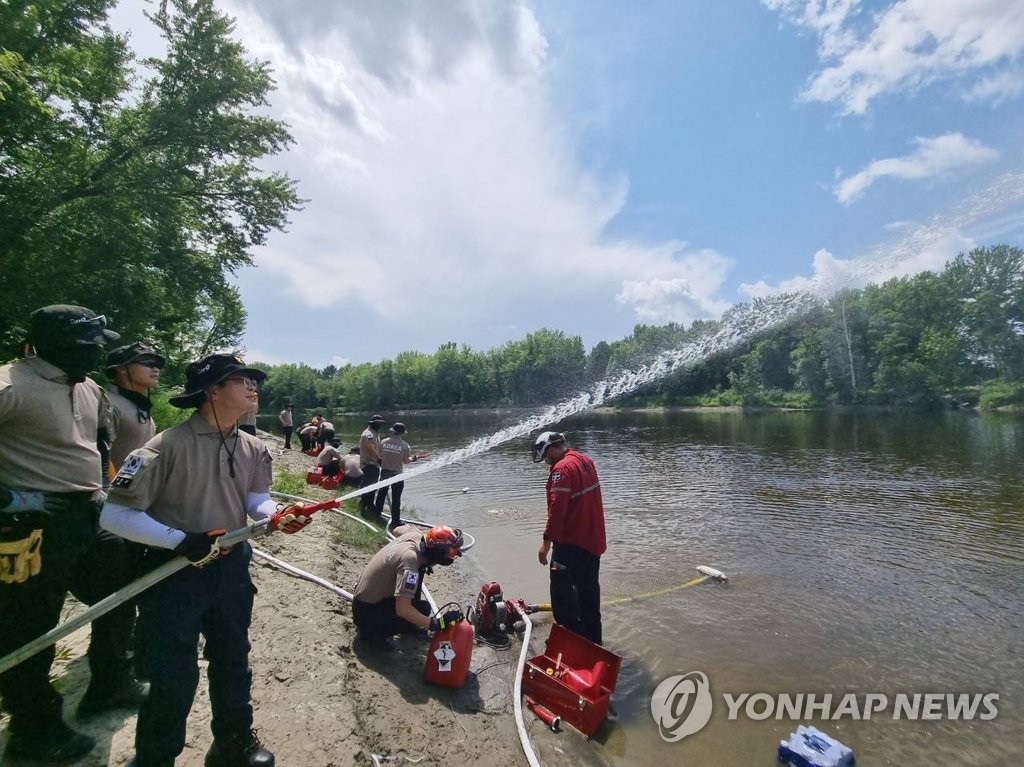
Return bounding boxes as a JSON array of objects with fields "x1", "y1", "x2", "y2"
[
  {"x1": 271, "y1": 468, "x2": 309, "y2": 496},
  {"x1": 330, "y1": 501, "x2": 387, "y2": 553}
]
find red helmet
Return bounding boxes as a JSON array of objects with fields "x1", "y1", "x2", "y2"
[{"x1": 422, "y1": 525, "x2": 464, "y2": 565}]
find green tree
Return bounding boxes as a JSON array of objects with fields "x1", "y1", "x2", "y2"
[
  {"x1": 947, "y1": 245, "x2": 1024, "y2": 379},
  {"x1": 0, "y1": 0, "x2": 301, "y2": 367}
]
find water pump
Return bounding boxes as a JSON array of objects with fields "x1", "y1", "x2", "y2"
[{"x1": 471, "y1": 581, "x2": 538, "y2": 641}]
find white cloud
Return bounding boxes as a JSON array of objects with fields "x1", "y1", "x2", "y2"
[
  {"x1": 764, "y1": 0, "x2": 1024, "y2": 114},
  {"x1": 740, "y1": 231, "x2": 974, "y2": 300},
  {"x1": 834, "y1": 132, "x2": 997, "y2": 204},
  {"x1": 615, "y1": 250, "x2": 733, "y2": 324},
  {"x1": 217, "y1": 0, "x2": 733, "y2": 355}
]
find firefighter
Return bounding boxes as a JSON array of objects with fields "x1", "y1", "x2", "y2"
[
  {"x1": 532, "y1": 431, "x2": 607, "y2": 645},
  {"x1": 0, "y1": 305, "x2": 145, "y2": 763},
  {"x1": 351, "y1": 525, "x2": 465, "y2": 652},
  {"x1": 100, "y1": 353, "x2": 313, "y2": 767}
]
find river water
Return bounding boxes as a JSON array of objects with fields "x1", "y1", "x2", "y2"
[{"x1": 299, "y1": 408, "x2": 1023, "y2": 766}]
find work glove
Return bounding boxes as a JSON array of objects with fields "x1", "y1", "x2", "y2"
[
  {"x1": 429, "y1": 609, "x2": 465, "y2": 632},
  {"x1": 172, "y1": 529, "x2": 228, "y2": 567},
  {"x1": 0, "y1": 529, "x2": 44, "y2": 584},
  {"x1": 270, "y1": 502, "x2": 312, "y2": 534}
]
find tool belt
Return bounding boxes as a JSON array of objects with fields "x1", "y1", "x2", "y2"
[{"x1": 0, "y1": 528, "x2": 44, "y2": 584}]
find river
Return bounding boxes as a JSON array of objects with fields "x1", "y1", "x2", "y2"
[{"x1": 272, "y1": 408, "x2": 1024, "y2": 766}]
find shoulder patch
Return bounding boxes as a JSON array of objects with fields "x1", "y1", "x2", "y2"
[
  {"x1": 550, "y1": 471, "x2": 561, "y2": 483},
  {"x1": 403, "y1": 570, "x2": 420, "y2": 590},
  {"x1": 112, "y1": 452, "x2": 146, "y2": 488}
]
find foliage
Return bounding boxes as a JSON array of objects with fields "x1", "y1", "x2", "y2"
[
  {"x1": 150, "y1": 390, "x2": 192, "y2": 431},
  {"x1": 978, "y1": 380, "x2": 1024, "y2": 409},
  {"x1": 0, "y1": 0, "x2": 301, "y2": 371}
]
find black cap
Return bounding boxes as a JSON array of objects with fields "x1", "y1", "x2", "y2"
[
  {"x1": 168, "y1": 353, "x2": 266, "y2": 409},
  {"x1": 105, "y1": 342, "x2": 165, "y2": 377},
  {"x1": 368, "y1": 414, "x2": 386, "y2": 424},
  {"x1": 29, "y1": 305, "x2": 120, "y2": 347},
  {"x1": 390, "y1": 422, "x2": 406, "y2": 434}
]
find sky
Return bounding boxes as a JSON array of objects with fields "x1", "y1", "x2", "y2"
[{"x1": 109, "y1": 0, "x2": 1024, "y2": 368}]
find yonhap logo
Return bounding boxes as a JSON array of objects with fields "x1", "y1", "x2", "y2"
[
  {"x1": 649, "y1": 671, "x2": 1000, "y2": 743},
  {"x1": 650, "y1": 671, "x2": 714, "y2": 742}
]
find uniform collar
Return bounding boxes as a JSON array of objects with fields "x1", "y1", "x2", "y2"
[
  {"x1": 23, "y1": 355, "x2": 73, "y2": 383},
  {"x1": 187, "y1": 410, "x2": 239, "y2": 436}
]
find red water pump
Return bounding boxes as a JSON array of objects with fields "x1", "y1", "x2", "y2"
[{"x1": 471, "y1": 582, "x2": 538, "y2": 640}]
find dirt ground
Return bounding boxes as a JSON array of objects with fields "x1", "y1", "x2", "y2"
[{"x1": 0, "y1": 430, "x2": 588, "y2": 767}]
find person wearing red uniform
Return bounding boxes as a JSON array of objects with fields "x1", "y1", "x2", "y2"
[{"x1": 532, "y1": 431, "x2": 607, "y2": 644}]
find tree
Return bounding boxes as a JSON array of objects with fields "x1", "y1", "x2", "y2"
[
  {"x1": 947, "y1": 245, "x2": 1024, "y2": 379},
  {"x1": 0, "y1": 0, "x2": 301, "y2": 367}
]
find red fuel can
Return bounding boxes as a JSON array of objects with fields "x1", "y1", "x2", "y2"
[{"x1": 424, "y1": 620, "x2": 473, "y2": 688}]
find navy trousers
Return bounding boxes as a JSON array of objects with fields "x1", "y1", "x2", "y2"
[
  {"x1": 0, "y1": 497, "x2": 136, "y2": 738},
  {"x1": 549, "y1": 542, "x2": 603, "y2": 645},
  {"x1": 134, "y1": 543, "x2": 255, "y2": 764}
]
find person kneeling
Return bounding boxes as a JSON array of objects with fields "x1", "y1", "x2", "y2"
[{"x1": 351, "y1": 525, "x2": 464, "y2": 652}]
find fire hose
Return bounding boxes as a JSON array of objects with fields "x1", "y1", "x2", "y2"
[{"x1": 0, "y1": 498, "x2": 341, "y2": 676}]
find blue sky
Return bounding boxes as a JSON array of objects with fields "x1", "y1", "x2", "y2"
[{"x1": 112, "y1": 1, "x2": 1024, "y2": 367}]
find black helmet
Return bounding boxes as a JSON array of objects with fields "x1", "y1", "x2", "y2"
[{"x1": 531, "y1": 431, "x2": 566, "y2": 462}]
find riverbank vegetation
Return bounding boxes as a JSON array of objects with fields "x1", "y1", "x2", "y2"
[{"x1": 254, "y1": 245, "x2": 1024, "y2": 414}]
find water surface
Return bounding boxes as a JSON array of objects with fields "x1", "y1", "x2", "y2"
[{"x1": 308, "y1": 409, "x2": 1024, "y2": 766}]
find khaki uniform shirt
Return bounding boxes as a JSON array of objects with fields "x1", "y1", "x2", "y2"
[
  {"x1": 352, "y1": 529, "x2": 424, "y2": 604},
  {"x1": 358, "y1": 427, "x2": 381, "y2": 468},
  {"x1": 106, "y1": 412, "x2": 272, "y2": 533},
  {"x1": 317, "y1": 444, "x2": 341, "y2": 467},
  {"x1": 379, "y1": 436, "x2": 410, "y2": 473},
  {"x1": 278, "y1": 409, "x2": 293, "y2": 428},
  {"x1": 0, "y1": 357, "x2": 108, "y2": 493},
  {"x1": 107, "y1": 387, "x2": 156, "y2": 470},
  {"x1": 342, "y1": 455, "x2": 363, "y2": 479}
]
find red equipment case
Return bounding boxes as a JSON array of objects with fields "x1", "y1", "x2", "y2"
[
  {"x1": 521, "y1": 623, "x2": 621, "y2": 736},
  {"x1": 305, "y1": 467, "x2": 323, "y2": 485}
]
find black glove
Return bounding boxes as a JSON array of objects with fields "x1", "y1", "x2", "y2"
[
  {"x1": 172, "y1": 530, "x2": 226, "y2": 567},
  {"x1": 1, "y1": 488, "x2": 68, "y2": 518},
  {"x1": 429, "y1": 609, "x2": 465, "y2": 632}
]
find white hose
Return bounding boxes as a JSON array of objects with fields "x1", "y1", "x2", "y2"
[
  {"x1": 268, "y1": 490, "x2": 439, "y2": 614},
  {"x1": 271, "y1": 490, "x2": 535, "y2": 764},
  {"x1": 513, "y1": 615, "x2": 544, "y2": 767},
  {"x1": 251, "y1": 547, "x2": 353, "y2": 601},
  {"x1": 271, "y1": 490, "x2": 476, "y2": 552}
]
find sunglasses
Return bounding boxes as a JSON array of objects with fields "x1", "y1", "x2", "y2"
[
  {"x1": 133, "y1": 358, "x2": 162, "y2": 368},
  {"x1": 70, "y1": 313, "x2": 107, "y2": 328},
  {"x1": 223, "y1": 376, "x2": 259, "y2": 391}
]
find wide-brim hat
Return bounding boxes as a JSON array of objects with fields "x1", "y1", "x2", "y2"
[
  {"x1": 168, "y1": 353, "x2": 266, "y2": 409},
  {"x1": 368, "y1": 414, "x2": 386, "y2": 425},
  {"x1": 390, "y1": 422, "x2": 406, "y2": 434},
  {"x1": 29, "y1": 305, "x2": 120, "y2": 347},
  {"x1": 105, "y1": 342, "x2": 165, "y2": 377}
]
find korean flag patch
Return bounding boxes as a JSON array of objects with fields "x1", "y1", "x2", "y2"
[
  {"x1": 403, "y1": 570, "x2": 420, "y2": 590},
  {"x1": 112, "y1": 453, "x2": 145, "y2": 489}
]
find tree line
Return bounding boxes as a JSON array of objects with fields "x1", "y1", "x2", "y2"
[
  {"x1": 5, "y1": 5, "x2": 1020, "y2": 416},
  {"x1": 254, "y1": 244, "x2": 1024, "y2": 414}
]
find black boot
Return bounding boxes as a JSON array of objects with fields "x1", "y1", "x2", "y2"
[
  {"x1": 3, "y1": 717, "x2": 95, "y2": 763},
  {"x1": 204, "y1": 729, "x2": 275, "y2": 767},
  {"x1": 76, "y1": 673, "x2": 150, "y2": 718}
]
